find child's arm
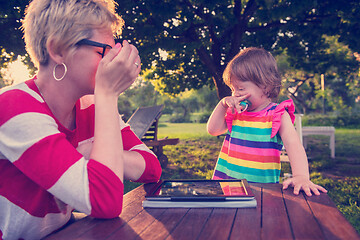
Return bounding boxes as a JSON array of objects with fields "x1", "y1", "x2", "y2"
[
  {"x1": 207, "y1": 100, "x2": 228, "y2": 136},
  {"x1": 279, "y1": 112, "x2": 327, "y2": 196}
]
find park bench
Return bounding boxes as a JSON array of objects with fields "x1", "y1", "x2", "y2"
[
  {"x1": 126, "y1": 105, "x2": 179, "y2": 168},
  {"x1": 295, "y1": 114, "x2": 335, "y2": 159},
  {"x1": 281, "y1": 114, "x2": 335, "y2": 163}
]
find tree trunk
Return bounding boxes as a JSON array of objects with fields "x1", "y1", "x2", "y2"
[
  {"x1": 196, "y1": 46, "x2": 232, "y2": 100},
  {"x1": 213, "y1": 75, "x2": 232, "y2": 99}
]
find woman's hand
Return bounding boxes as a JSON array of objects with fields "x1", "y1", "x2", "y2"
[
  {"x1": 76, "y1": 141, "x2": 93, "y2": 160},
  {"x1": 283, "y1": 175, "x2": 328, "y2": 196},
  {"x1": 221, "y1": 93, "x2": 251, "y2": 113},
  {"x1": 95, "y1": 40, "x2": 141, "y2": 97}
]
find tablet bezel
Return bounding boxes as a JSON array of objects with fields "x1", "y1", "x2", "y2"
[{"x1": 145, "y1": 179, "x2": 255, "y2": 201}]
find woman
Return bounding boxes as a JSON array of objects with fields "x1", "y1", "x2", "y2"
[{"x1": 0, "y1": 0, "x2": 161, "y2": 239}]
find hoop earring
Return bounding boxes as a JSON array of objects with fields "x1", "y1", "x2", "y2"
[{"x1": 53, "y1": 63, "x2": 67, "y2": 81}]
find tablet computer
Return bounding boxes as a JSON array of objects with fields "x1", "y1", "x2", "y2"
[{"x1": 145, "y1": 179, "x2": 255, "y2": 201}]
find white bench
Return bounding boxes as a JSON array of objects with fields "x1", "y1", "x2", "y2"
[
  {"x1": 295, "y1": 114, "x2": 335, "y2": 158},
  {"x1": 281, "y1": 114, "x2": 335, "y2": 162},
  {"x1": 302, "y1": 126, "x2": 335, "y2": 158}
]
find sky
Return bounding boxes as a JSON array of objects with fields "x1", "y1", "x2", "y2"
[{"x1": 5, "y1": 58, "x2": 32, "y2": 85}]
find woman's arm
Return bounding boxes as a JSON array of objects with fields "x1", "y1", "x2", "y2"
[
  {"x1": 279, "y1": 112, "x2": 327, "y2": 196},
  {"x1": 77, "y1": 121, "x2": 161, "y2": 183},
  {"x1": 90, "y1": 41, "x2": 141, "y2": 182},
  {"x1": 90, "y1": 94, "x2": 124, "y2": 181},
  {"x1": 120, "y1": 124, "x2": 161, "y2": 182}
]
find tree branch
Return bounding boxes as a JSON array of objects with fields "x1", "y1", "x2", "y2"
[{"x1": 227, "y1": 0, "x2": 258, "y2": 61}]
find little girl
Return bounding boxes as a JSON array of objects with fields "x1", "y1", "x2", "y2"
[{"x1": 207, "y1": 47, "x2": 327, "y2": 196}]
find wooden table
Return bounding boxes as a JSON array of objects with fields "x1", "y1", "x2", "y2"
[{"x1": 44, "y1": 183, "x2": 360, "y2": 240}]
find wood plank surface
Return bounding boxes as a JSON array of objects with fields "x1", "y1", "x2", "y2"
[
  {"x1": 261, "y1": 184, "x2": 293, "y2": 240},
  {"x1": 283, "y1": 188, "x2": 324, "y2": 239},
  {"x1": 229, "y1": 183, "x2": 262, "y2": 240},
  {"x1": 305, "y1": 193, "x2": 360, "y2": 240},
  {"x1": 42, "y1": 183, "x2": 359, "y2": 240},
  {"x1": 106, "y1": 208, "x2": 167, "y2": 239},
  {"x1": 44, "y1": 216, "x2": 101, "y2": 240},
  {"x1": 45, "y1": 185, "x2": 150, "y2": 240},
  {"x1": 136, "y1": 208, "x2": 189, "y2": 239},
  {"x1": 165, "y1": 208, "x2": 213, "y2": 240},
  {"x1": 197, "y1": 208, "x2": 237, "y2": 240},
  {"x1": 74, "y1": 195, "x2": 147, "y2": 239}
]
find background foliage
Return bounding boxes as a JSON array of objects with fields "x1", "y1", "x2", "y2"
[
  {"x1": 116, "y1": 0, "x2": 360, "y2": 112},
  {"x1": 1, "y1": 0, "x2": 360, "y2": 114}
]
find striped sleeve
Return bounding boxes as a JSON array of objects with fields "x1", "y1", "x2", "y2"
[
  {"x1": 0, "y1": 87, "x2": 123, "y2": 218},
  {"x1": 120, "y1": 123, "x2": 162, "y2": 183}
]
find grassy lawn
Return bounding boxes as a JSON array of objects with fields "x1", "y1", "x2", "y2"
[
  {"x1": 125, "y1": 123, "x2": 360, "y2": 234},
  {"x1": 157, "y1": 122, "x2": 209, "y2": 139}
]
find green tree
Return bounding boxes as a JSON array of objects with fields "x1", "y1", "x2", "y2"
[
  {"x1": 0, "y1": 0, "x2": 33, "y2": 87},
  {"x1": 166, "y1": 91, "x2": 200, "y2": 122},
  {"x1": 277, "y1": 36, "x2": 360, "y2": 114},
  {"x1": 2, "y1": 0, "x2": 360, "y2": 113},
  {"x1": 117, "y1": 0, "x2": 360, "y2": 100},
  {"x1": 117, "y1": 78, "x2": 161, "y2": 121}
]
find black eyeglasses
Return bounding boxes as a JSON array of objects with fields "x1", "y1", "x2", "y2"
[{"x1": 76, "y1": 39, "x2": 112, "y2": 58}]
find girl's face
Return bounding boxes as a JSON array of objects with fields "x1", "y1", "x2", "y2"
[{"x1": 231, "y1": 77, "x2": 271, "y2": 111}]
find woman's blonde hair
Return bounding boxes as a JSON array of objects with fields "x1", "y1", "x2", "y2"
[
  {"x1": 223, "y1": 47, "x2": 281, "y2": 99},
  {"x1": 22, "y1": 0, "x2": 124, "y2": 67}
]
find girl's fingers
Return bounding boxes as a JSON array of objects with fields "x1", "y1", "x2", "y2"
[
  {"x1": 282, "y1": 178, "x2": 292, "y2": 189},
  {"x1": 311, "y1": 187, "x2": 320, "y2": 196},
  {"x1": 223, "y1": 95, "x2": 251, "y2": 113},
  {"x1": 240, "y1": 93, "x2": 251, "y2": 100},
  {"x1": 283, "y1": 178, "x2": 327, "y2": 196},
  {"x1": 303, "y1": 186, "x2": 313, "y2": 196},
  {"x1": 313, "y1": 184, "x2": 327, "y2": 194},
  {"x1": 293, "y1": 185, "x2": 301, "y2": 195},
  {"x1": 316, "y1": 185, "x2": 327, "y2": 193},
  {"x1": 235, "y1": 104, "x2": 243, "y2": 113}
]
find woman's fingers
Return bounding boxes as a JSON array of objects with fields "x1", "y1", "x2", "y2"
[
  {"x1": 115, "y1": 40, "x2": 131, "y2": 61},
  {"x1": 113, "y1": 41, "x2": 139, "y2": 66},
  {"x1": 128, "y1": 43, "x2": 139, "y2": 62},
  {"x1": 95, "y1": 40, "x2": 142, "y2": 95},
  {"x1": 102, "y1": 42, "x2": 122, "y2": 63}
]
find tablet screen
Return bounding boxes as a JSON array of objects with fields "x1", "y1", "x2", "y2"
[{"x1": 146, "y1": 179, "x2": 254, "y2": 200}]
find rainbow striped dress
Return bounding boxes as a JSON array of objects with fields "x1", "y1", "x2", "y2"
[{"x1": 212, "y1": 99, "x2": 295, "y2": 183}]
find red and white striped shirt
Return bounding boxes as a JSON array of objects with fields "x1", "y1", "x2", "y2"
[{"x1": 0, "y1": 78, "x2": 161, "y2": 240}]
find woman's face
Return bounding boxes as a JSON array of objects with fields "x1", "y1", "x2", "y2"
[{"x1": 66, "y1": 29, "x2": 115, "y2": 95}]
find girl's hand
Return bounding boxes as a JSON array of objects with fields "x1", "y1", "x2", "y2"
[
  {"x1": 283, "y1": 176, "x2": 327, "y2": 196},
  {"x1": 95, "y1": 40, "x2": 141, "y2": 96},
  {"x1": 221, "y1": 93, "x2": 251, "y2": 113}
]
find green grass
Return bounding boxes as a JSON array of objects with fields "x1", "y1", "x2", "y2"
[
  {"x1": 157, "y1": 122, "x2": 210, "y2": 139},
  {"x1": 124, "y1": 124, "x2": 360, "y2": 234}
]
